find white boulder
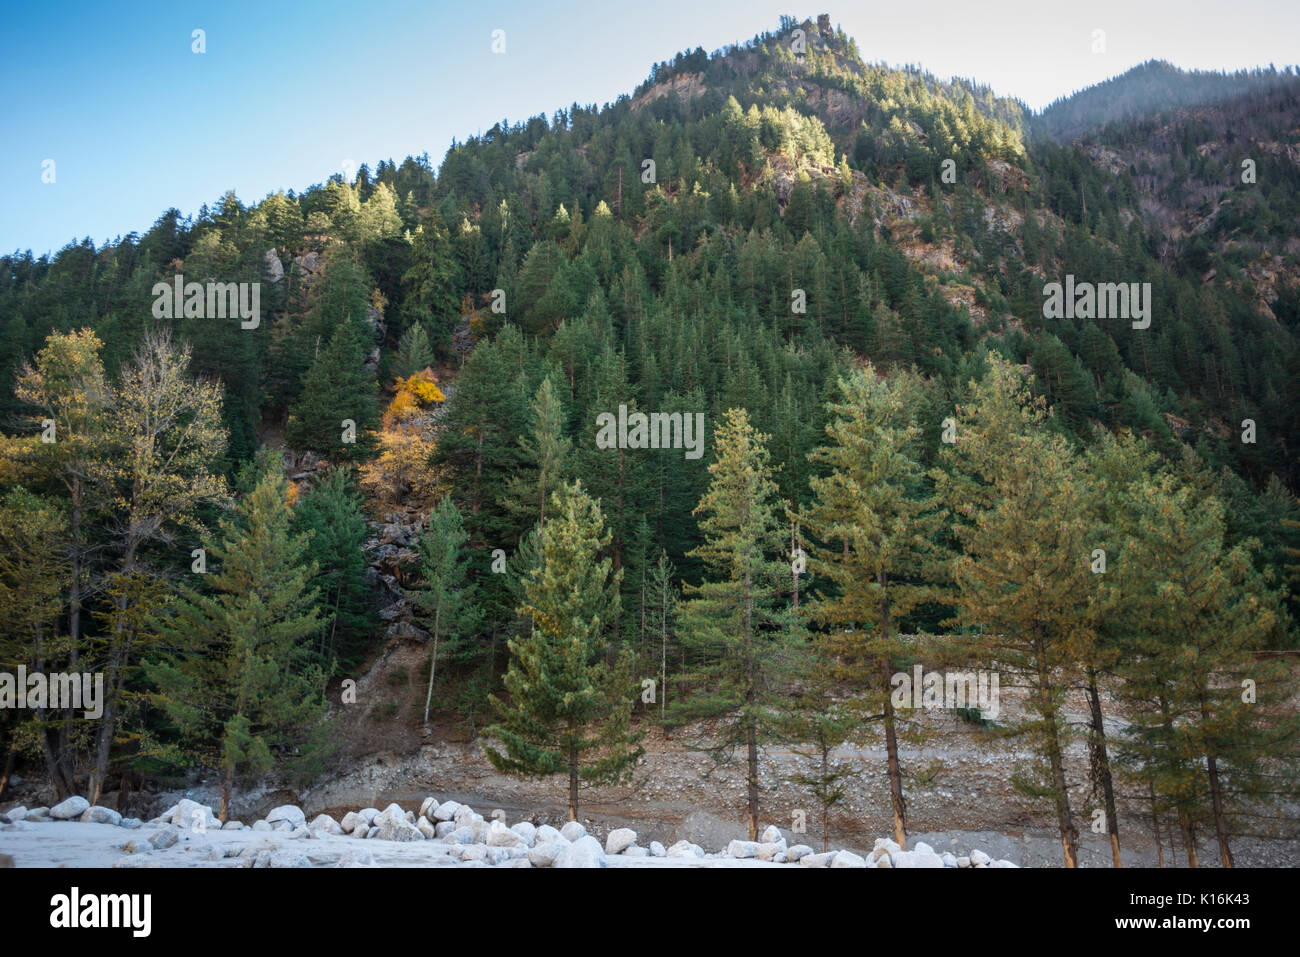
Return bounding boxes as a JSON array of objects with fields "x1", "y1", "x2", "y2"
[
  {"x1": 832, "y1": 850, "x2": 868, "y2": 868},
  {"x1": 727, "y1": 840, "x2": 759, "y2": 859},
  {"x1": 50, "y1": 796, "x2": 90, "y2": 820},
  {"x1": 528, "y1": 842, "x2": 566, "y2": 867},
  {"x1": 800, "y1": 851, "x2": 838, "y2": 867},
  {"x1": 309, "y1": 813, "x2": 344, "y2": 835},
  {"x1": 536, "y1": 824, "x2": 566, "y2": 844},
  {"x1": 265, "y1": 805, "x2": 306, "y2": 828},
  {"x1": 560, "y1": 821, "x2": 587, "y2": 841},
  {"x1": 432, "y1": 801, "x2": 461, "y2": 822},
  {"x1": 554, "y1": 835, "x2": 606, "y2": 869},
  {"x1": 486, "y1": 820, "x2": 522, "y2": 847},
  {"x1": 510, "y1": 822, "x2": 537, "y2": 846},
  {"x1": 606, "y1": 827, "x2": 638, "y2": 855},
  {"x1": 80, "y1": 806, "x2": 122, "y2": 826}
]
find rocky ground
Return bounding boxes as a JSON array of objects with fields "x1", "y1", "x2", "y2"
[
  {"x1": 295, "y1": 660, "x2": 1300, "y2": 868},
  {"x1": 0, "y1": 794, "x2": 1016, "y2": 869},
  {"x1": 5, "y1": 654, "x2": 1294, "y2": 870}
]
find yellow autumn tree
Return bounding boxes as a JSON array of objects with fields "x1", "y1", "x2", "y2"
[{"x1": 360, "y1": 368, "x2": 445, "y2": 513}]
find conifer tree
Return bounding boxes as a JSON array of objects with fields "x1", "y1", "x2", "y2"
[
  {"x1": 801, "y1": 366, "x2": 941, "y2": 848},
  {"x1": 669, "y1": 408, "x2": 795, "y2": 841},
  {"x1": 292, "y1": 466, "x2": 372, "y2": 667},
  {"x1": 146, "y1": 463, "x2": 327, "y2": 820},
  {"x1": 393, "y1": 322, "x2": 437, "y2": 379},
  {"x1": 408, "y1": 496, "x2": 481, "y2": 725},
  {"x1": 485, "y1": 481, "x2": 643, "y2": 820},
  {"x1": 935, "y1": 357, "x2": 1093, "y2": 867},
  {"x1": 648, "y1": 548, "x2": 678, "y2": 721},
  {"x1": 402, "y1": 211, "x2": 462, "y2": 352},
  {"x1": 505, "y1": 375, "x2": 572, "y2": 528},
  {"x1": 1114, "y1": 476, "x2": 1293, "y2": 868},
  {"x1": 780, "y1": 684, "x2": 861, "y2": 853},
  {"x1": 1079, "y1": 429, "x2": 1161, "y2": 867},
  {"x1": 285, "y1": 323, "x2": 379, "y2": 461}
]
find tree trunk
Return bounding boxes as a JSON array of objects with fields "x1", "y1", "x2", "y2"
[
  {"x1": 88, "y1": 663, "x2": 123, "y2": 807},
  {"x1": 882, "y1": 665, "x2": 907, "y2": 849},
  {"x1": 0, "y1": 747, "x2": 15, "y2": 801},
  {"x1": 821, "y1": 744, "x2": 830, "y2": 853},
  {"x1": 567, "y1": 731, "x2": 579, "y2": 822},
  {"x1": 746, "y1": 714, "x2": 759, "y2": 843},
  {"x1": 1205, "y1": 751, "x2": 1233, "y2": 868},
  {"x1": 220, "y1": 764, "x2": 233, "y2": 824},
  {"x1": 1180, "y1": 814, "x2": 1199, "y2": 868},
  {"x1": 1036, "y1": 640, "x2": 1077, "y2": 867},
  {"x1": 35, "y1": 627, "x2": 74, "y2": 800},
  {"x1": 1149, "y1": 781, "x2": 1164, "y2": 868},
  {"x1": 423, "y1": 609, "x2": 441, "y2": 725},
  {"x1": 744, "y1": 570, "x2": 758, "y2": 842},
  {"x1": 58, "y1": 487, "x2": 84, "y2": 798},
  {"x1": 1200, "y1": 694, "x2": 1234, "y2": 868},
  {"x1": 90, "y1": 542, "x2": 141, "y2": 806},
  {"x1": 1085, "y1": 667, "x2": 1122, "y2": 867},
  {"x1": 878, "y1": 568, "x2": 906, "y2": 849}
]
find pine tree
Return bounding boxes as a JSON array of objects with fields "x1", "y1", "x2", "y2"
[
  {"x1": 504, "y1": 376, "x2": 572, "y2": 528},
  {"x1": 393, "y1": 322, "x2": 437, "y2": 379},
  {"x1": 669, "y1": 408, "x2": 796, "y2": 841},
  {"x1": 485, "y1": 481, "x2": 643, "y2": 819},
  {"x1": 648, "y1": 548, "x2": 678, "y2": 722},
  {"x1": 285, "y1": 323, "x2": 379, "y2": 461},
  {"x1": 1114, "y1": 476, "x2": 1294, "y2": 868},
  {"x1": 801, "y1": 366, "x2": 941, "y2": 848},
  {"x1": 146, "y1": 464, "x2": 327, "y2": 820},
  {"x1": 1079, "y1": 429, "x2": 1161, "y2": 867},
  {"x1": 781, "y1": 688, "x2": 861, "y2": 853},
  {"x1": 292, "y1": 466, "x2": 373, "y2": 668},
  {"x1": 935, "y1": 357, "x2": 1094, "y2": 867},
  {"x1": 407, "y1": 496, "x2": 481, "y2": 725},
  {"x1": 401, "y1": 211, "x2": 462, "y2": 353}
]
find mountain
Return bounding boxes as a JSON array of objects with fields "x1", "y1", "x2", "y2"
[
  {"x1": 2, "y1": 14, "x2": 1297, "y2": 866},
  {"x1": 1039, "y1": 59, "x2": 1299, "y2": 142}
]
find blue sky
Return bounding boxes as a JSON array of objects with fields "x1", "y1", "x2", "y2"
[{"x1": 3, "y1": 0, "x2": 1297, "y2": 257}]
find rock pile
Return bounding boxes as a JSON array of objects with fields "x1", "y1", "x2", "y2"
[{"x1": 2, "y1": 794, "x2": 1021, "y2": 868}]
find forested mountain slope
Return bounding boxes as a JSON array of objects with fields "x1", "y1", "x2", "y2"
[{"x1": 2, "y1": 14, "x2": 1297, "y2": 866}]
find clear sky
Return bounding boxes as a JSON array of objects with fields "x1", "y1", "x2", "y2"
[{"x1": 3, "y1": 0, "x2": 1297, "y2": 257}]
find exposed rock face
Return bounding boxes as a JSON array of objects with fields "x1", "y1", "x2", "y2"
[
  {"x1": 264, "y1": 248, "x2": 284, "y2": 283},
  {"x1": 293, "y1": 251, "x2": 324, "y2": 282},
  {"x1": 632, "y1": 72, "x2": 707, "y2": 110}
]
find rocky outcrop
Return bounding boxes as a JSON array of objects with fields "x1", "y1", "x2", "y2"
[{"x1": 264, "y1": 248, "x2": 284, "y2": 283}]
